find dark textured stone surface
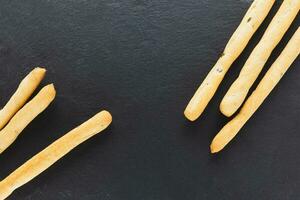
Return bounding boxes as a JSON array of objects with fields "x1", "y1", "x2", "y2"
[{"x1": 0, "y1": 0, "x2": 299, "y2": 199}]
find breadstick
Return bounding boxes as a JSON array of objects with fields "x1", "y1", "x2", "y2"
[
  {"x1": 220, "y1": 0, "x2": 300, "y2": 117},
  {"x1": 0, "y1": 84, "x2": 56, "y2": 154},
  {"x1": 184, "y1": 0, "x2": 275, "y2": 121},
  {"x1": 0, "y1": 67, "x2": 46, "y2": 130},
  {"x1": 0, "y1": 110, "x2": 112, "y2": 200},
  {"x1": 211, "y1": 27, "x2": 300, "y2": 153}
]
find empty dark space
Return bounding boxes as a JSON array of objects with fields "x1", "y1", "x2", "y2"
[{"x1": 0, "y1": 0, "x2": 299, "y2": 199}]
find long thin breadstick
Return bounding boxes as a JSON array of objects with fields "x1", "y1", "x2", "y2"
[
  {"x1": 220, "y1": 0, "x2": 300, "y2": 117},
  {"x1": 0, "y1": 84, "x2": 56, "y2": 154},
  {"x1": 0, "y1": 67, "x2": 46, "y2": 130},
  {"x1": 0, "y1": 110, "x2": 112, "y2": 200},
  {"x1": 184, "y1": 0, "x2": 275, "y2": 121},
  {"x1": 211, "y1": 27, "x2": 300, "y2": 153}
]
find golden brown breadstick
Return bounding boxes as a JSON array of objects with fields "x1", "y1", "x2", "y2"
[
  {"x1": 211, "y1": 27, "x2": 300, "y2": 153},
  {"x1": 184, "y1": 0, "x2": 275, "y2": 121},
  {"x1": 220, "y1": 0, "x2": 300, "y2": 117},
  {"x1": 0, "y1": 84, "x2": 56, "y2": 154},
  {"x1": 0, "y1": 67, "x2": 46, "y2": 130},
  {"x1": 0, "y1": 110, "x2": 112, "y2": 200}
]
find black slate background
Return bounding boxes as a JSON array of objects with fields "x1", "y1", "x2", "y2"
[{"x1": 0, "y1": 0, "x2": 299, "y2": 199}]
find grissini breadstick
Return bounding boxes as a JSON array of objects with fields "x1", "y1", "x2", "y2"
[
  {"x1": 0, "y1": 110, "x2": 112, "y2": 200},
  {"x1": 0, "y1": 84, "x2": 56, "y2": 154},
  {"x1": 184, "y1": 0, "x2": 275, "y2": 121},
  {"x1": 220, "y1": 0, "x2": 300, "y2": 117},
  {"x1": 0, "y1": 67, "x2": 46, "y2": 130},
  {"x1": 211, "y1": 27, "x2": 300, "y2": 153}
]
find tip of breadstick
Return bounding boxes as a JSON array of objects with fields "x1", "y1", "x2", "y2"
[
  {"x1": 100, "y1": 110, "x2": 112, "y2": 124},
  {"x1": 210, "y1": 141, "x2": 222, "y2": 154},
  {"x1": 184, "y1": 109, "x2": 197, "y2": 121},
  {"x1": 44, "y1": 83, "x2": 55, "y2": 92},
  {"x1": 219, "y1": 102, "x2": 234, "y2": 117},
  {"x1": 210, "y1": 134, "x2": 226, "y2": 154},
  {"x1": 31, "y1": 67, "x2": 46, "y2": 81},
  {"x1": 41, "y1": 84, "x2": 56, "y2": 99},
  {"x1": 34, "y1": 67, "x2": 46, "y2": 74},
  {"x1": 210, "y1": 146, "x2": 219, "y2": 154}
]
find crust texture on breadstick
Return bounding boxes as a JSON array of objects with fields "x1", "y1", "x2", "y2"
[
  {"x1": 211, "y1": 27, "x2": 300, "y2": 153},
  {"x1": 0, "y1": 110, "x2": 112, "y2": 200},
  {"x1": 0, "y1": 67, "x2": 46, "y2": 130},
  {"x1": 184, "y1": 0, "x2": 275, "y2": 121},
  {"x1": 220, "y1": 0, "x2": 300, "y2": 117},
  {"x1": 0, "y1": 84, "x2": 56, "y2": 154}
]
